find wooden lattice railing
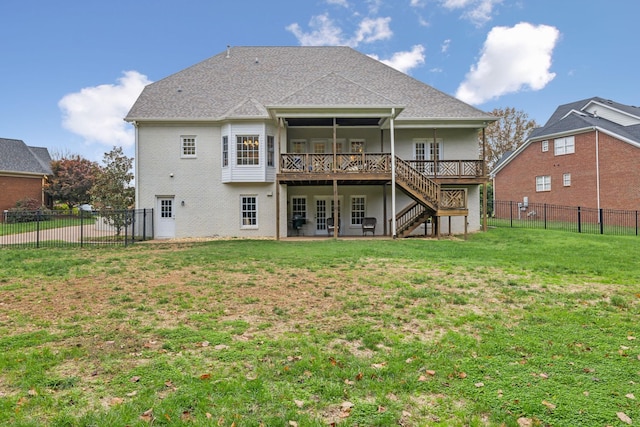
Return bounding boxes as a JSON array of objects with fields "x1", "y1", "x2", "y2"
[
  {"x1": 406, "y1": 160, "x2": 483, "y2": 178},
  {"x1": 280, "y1": 154, "x2": 484, "y2": 178},
  {"x1": 280, "y1": 153, "x2": 391, "y2": 173},
  {"x1": 440, "y1": 189, "x2": 467, "y2": 210}
]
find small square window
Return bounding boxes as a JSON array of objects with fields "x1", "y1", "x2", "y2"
[
  {"x1": 536, "y1": 175, "x2": 551, "y2": 192},
  {"x1": 181, "y1": 136, "x2": 196, "y2": 158},
  {"x1": 542, "y1": 140, "x2": 549, "y2": 152}
]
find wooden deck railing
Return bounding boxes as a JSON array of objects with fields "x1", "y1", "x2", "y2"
[
  {"x1": 280, "y1": 153, "x2": 391, "y2": 173},
  {"x1": 440, "y1": 189, "x2": 467, "y2": 210},
  {"x1": 280, "y1": 154, "x2": 483, "y2": 178},
  {"x1": 406, "y1": 160, "x2": 483, "y2": 178}
]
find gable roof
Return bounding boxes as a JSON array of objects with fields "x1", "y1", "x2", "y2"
[
  {"x1": 126, "y1": 46, "x2": 493, "y2": 124},
  {"x1": 493, "y1": 97, "x2": 640, "y2": 176},
  {"x1": 0, "y1": 138, "x2": 52, "y2": 176}
]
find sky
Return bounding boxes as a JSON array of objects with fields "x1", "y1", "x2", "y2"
[{"x1": 1, "y1": 0, "x2": 638, "y2": 163}]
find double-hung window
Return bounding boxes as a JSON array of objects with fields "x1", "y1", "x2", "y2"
[
  {"x1": 181, "y1": 136, "x2": 196, "y2": 158},
  {"x1": 563, "y1": 173, "x2": 571, "y2": 187},
  {"x1": 351, "y1": 196, "x2": 366, "y2": 226},
  {"x1": 241, "y1": 195, "x2": 258, "y2": 228},
  {"x1": 292, "y1": 197, "x2": 307, "y2": 219},
  {"x1": 222, "y1": 136, "x2": 229, "y2": 167},
  {"x1": 536, "y1": 175, "x2": 551, "y2": 192},
  {"x1": 237, "y1": 135, "x2": 260, "y2": 165},
  {"x1": 267, "y1": 136, "x2": 275, "y2": 167},
  {"x1": 554, "y1": 136, "x2": 575, "y2": 156}
]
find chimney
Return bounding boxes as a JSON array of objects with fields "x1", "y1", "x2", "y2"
[{"x1": 226, "y1": 45, "x2": 231, "y2": 58}]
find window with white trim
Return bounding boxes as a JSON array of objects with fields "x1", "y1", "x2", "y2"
[
  {"x1": 222, "y1": 136, "x2": 229, "y2": 167},
  {"x1": 351, "y1": 196, "x2": 366, "y2": 226},
  {"x1": 237, "y1": 135, "x2": 260, "y2": 165},
  {"x1": 536, "y1": 175, "x2": 551, "y2": 192},
  {"x1": 291, "y1": 197, "x2": 307, "y2": 219},
  {"x1": 240, "y1": 195, "x2": 258, "y2": 228},
  {"x1": 267, "y1": 136, "x2": 275, "y2": 167},
  {"x1": 291, "y1": 140, "x2": 306, "y2": 154},
  {"x1": 542, "y1": 140, "x2": 549, "y2": 152},
  {"x1": 563, "y1": 173, "x2": 571, "y2": 187},
  {"x1": 554, "y1": 136, "x2": 575, "y2": 156},
  {"x1": 350, "y1": 139, "x2": 365, "y2": 153},
  {"x1": 181, "y1": 136, "x2": 196, "y2": 158}
]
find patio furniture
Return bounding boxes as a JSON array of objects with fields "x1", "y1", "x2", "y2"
[
  {"x1": 362, "y1": 217, "x2": 376, "y2": 235},
  {"x1": 291, "y1": 214, "x2": 306, "y2": 235}
]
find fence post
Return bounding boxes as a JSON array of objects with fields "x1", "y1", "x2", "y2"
[
  {"x1": 599, "y1": 208, "x2": 604, "y2": 235},
  {"x1": 544, "y1": 204, "x2": 547, "y2": 229},
  {"x1": 636, "y1": 211, "x2": 638, "y2": 236},
  {"x1": 80, "y1": 209, "x2": 84, "y2": 248},
  {"x1": 577, "y1": 206, "x2": 582, "y2": 233},
  {"x1": 142, "y1": 208, "x2": 147, "y2": 241},
  {"x1": 510, "y1": 200, "x2": 513, "y2": 227},
  {"x1": 124, "y1": 210, "x2": 129, "y2": 247},
  {"x1": 36, "y1": 210, "x2": 40, "y2": 248}
]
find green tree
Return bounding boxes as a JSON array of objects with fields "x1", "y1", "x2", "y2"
[
  {"x1": 481, "y1": 107, "x2": 538, "y2": 172},
  {"x1": 46, "y1": 155, "x2": 100, "y2": 208},
  {"x1": 90, "y1": 146, "x2": 135, "y2": 235}
]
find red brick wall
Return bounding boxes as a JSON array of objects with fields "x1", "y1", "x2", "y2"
[
  {"x1": 494, "y1": 130, "x2": 640, "y2": 210},
  {"x1": 0, "y1": 175, "x2": 46, "y2": 217}
]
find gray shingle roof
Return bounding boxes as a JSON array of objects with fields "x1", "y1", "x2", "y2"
[
  {"x1": 529, "y1": 96, "x2": 640, "y2": 144},
  {"x1": 126, "y1": 46, "x2": 493, "y2": 123},
  {"x1": 0, "y1": 138, "x2": 52, "y2": 175}
]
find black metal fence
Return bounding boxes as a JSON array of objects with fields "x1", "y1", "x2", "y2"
[
  {"x1": 0, "y1": 209, "x2": 154, "y2": 248},
  {"x1": 488, "y1": 200, "x2": 639, "y2": 236}
]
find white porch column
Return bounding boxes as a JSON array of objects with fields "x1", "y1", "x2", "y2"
[{"x1": 390, "y1": 108, "x2": 397, "y2": 238}]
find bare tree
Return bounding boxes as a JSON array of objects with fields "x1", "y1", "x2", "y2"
[{"x1": 481, "y1": 107, "x2": 538, "y2": 172}]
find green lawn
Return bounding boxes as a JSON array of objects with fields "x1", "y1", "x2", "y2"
[
  {"x1": 0, "y1": 216, "x2": 94, "y2": 236},
  {"x1": 0, "y1": 228, "x2": 638, "y2": 426}
]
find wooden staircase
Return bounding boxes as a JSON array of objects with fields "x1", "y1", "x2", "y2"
[{"x1": 393, "y1": 156, "x2": 468, "y2": 238}]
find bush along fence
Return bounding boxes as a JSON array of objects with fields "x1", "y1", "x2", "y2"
[
  {"x1": 0, "y1": 209, "x2": 154, "y2": 248},
  {"x1": 488, "y1": 200, "x2": 639, "y2": 236}
]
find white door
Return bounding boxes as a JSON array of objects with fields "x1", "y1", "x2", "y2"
[
  {"x1": 314, "y1": 196, "x2": 341, "y2": 235},
  {"x1": 156, "y1": 197, "x2": 175, "y2": 239}
]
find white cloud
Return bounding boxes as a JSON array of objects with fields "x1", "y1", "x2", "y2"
[
  {"x1": 286, "y1": 14, "x2": 345, "y2": 46},
  {"x1": 369, "y1": 44, "x2": 425, "y2": 74},
  {"x1": 353, "y1": 17, "x2": 392, "y2": 44},
  {"x1": 326, "y1": 0, "x2": 348, "y2": 7},
  {"x1": 442, "y1": 0, "x2": 503, "y2": 26},
  {"x1": 441, "y1": 39, "x2": 451, "y2": 53},
  {"x1": 287, "y1": 14, "x2": 392, "y2": 47},
  {"x1": 59, "y1": 71, "x2": 151, "y2": 148},
  {"x1": 455, "y1": 22, "x2": 560, "y2": 105}
]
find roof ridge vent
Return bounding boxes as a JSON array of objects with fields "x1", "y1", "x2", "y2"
[{"x1": 226, "y1": 45, "x2": 231, "y2": 59}]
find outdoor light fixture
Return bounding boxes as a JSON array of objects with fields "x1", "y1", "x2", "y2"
[{"x1": 181, "y1": 201, "x2": 185, "y2": 206}]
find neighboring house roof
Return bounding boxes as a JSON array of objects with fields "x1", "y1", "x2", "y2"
[
  {"x1": 126, "y1": 46, "x2": 494, "y2": 124},
  {"x1": 0, "y1": 138, "x2": 52, "y2": 175},
  {"x1": 492, "y1": 97, "x2": 640, "y2": 176}
]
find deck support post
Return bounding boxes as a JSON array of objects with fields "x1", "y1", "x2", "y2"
[{"x1": 333, "y1": 179, "x2": 339, "y2": 239}]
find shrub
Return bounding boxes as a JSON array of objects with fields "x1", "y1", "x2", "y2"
[{"x1": 4, "y1": 197, "x2": 52, "y2": 224}]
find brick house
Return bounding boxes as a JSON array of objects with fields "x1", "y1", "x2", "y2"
[
  {"x1": 492, "y1": 97, "x2": 640, "y2": 211},
  {"x1": 0, "y1": 138, "x2": 53, "y2": 219},
  {"x1": 126, "y1": 46, "x2": 496, "y2": 239}
]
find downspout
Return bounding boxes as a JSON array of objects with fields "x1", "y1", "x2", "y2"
[
  {"x1": 482, "y1": 126, "x2": 488, "y2": 232},
  {"x1": 595, "y1": 128, "x2": 601, "y2": 212},
  {"x1": 276, "y1": 118, "x2": 283, "y2": 240},
  {"x1": 390, "y1": 108, "x2": 397, "y2": 238},
  {"x1": 133, "y1": 121, "x2": 140, "y2": 209}
]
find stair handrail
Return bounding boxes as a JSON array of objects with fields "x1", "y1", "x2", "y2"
[{"x1": 395, "y1": 157, "x2": 439, "y2": 207}]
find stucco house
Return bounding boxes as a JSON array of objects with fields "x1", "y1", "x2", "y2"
[
  {"x1": 125, "y1": 46, "x2": 495, "y2": 239},
  {"x1": 492, "y1": 97, "x2": 640, "y2": 212},
  {"x1": 0, "y1": 138, "x2": 52, "y2": 219}
]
